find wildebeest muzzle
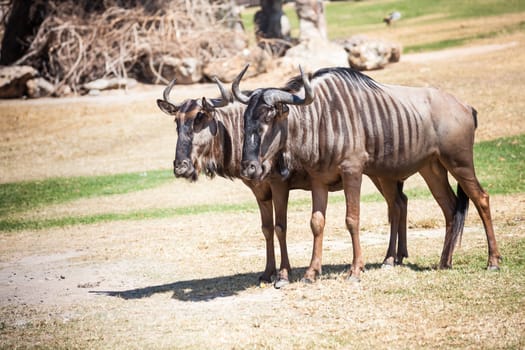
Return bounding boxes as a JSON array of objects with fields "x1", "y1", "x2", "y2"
[{"x1": 173, "y1": 158, "x2": 195, "y2": 178}]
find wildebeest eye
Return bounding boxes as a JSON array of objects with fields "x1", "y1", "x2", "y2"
[
  {"x1": 193, "y1": 112, "x2": 205, "y2": 128},
  {"x1": 193, "y1": 112, "x2": 206, "y2": 132}
]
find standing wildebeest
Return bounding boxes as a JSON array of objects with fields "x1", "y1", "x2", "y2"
[
  {"x1": 157, "y1": 77, "x2": 415, "y2": 286},
  {"x1": 233, "y1": 65, "x2": 502, "y2": 281}
]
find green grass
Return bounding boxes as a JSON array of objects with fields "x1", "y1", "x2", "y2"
[
  {"x1": 0, "y1": 188, "x2": 431, "y2": 232},
  {"x1": 0, "y1": 170, "x2": 173, "y2": 217},
  {"x1": 404, "y1": 20, "x2": 525, "y2": 53},
  {"x1": 0, "y1": 135, "x2": 522, "y2": 232},
  {"x1": 241, "y1": 0, "x2": 525, "y2": 46},
  {"x1": 0, "y1": 202, "x2": 257, "y2": 232},
  {"x1": 474, "y1": 134, "x2": 525, "y2": 194},
  {"x1": 325, "y1": 0, "x2": 525, "y2": 27}
]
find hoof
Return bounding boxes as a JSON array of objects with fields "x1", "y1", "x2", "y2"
[
  {"x1": 274, "y1": 278, "x2": 290, "y2": 289},
  {"x1": 258, "y1": 280, "x2": 272, "y2": 288},
  {"x1": 397, "y1": 255, "x2": 407, "y2": 265},
  {"x1": 258, "y1": 276, "x2": 274, "y2": 288},
  {"x1": 383, "y1": 257, "x2": 395, "y2": 267},
  {"x1": 487, "y1": 265, "x2": 500, "y2": 272},
  {"x1": 381, "y1": 263, "x2": 394, "y2": 270},
  {"x1": 347, "y1": 275, "x2": 361, "y2": 283},
  {"x1": 300, "y1": 277, "x2": 314, "y2": 284}
]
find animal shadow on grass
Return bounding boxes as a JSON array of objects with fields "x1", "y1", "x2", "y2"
[
  {"x1": 365, "y1": 261, "x2": 433, "y2": 272},
  {"x1": 91, "y1": 271, "x2": 261, "y2": 302},
  {"x1": 91, "y1": 262, "x2": 429, "y2": 302}
]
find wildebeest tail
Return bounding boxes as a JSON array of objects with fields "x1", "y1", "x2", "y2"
[
  {"x1": 471, "y1": 107, "x2": 478, "y2": 129},
  {"x1": 451, "y1": 184, "x2": 469, "y2": 249}
]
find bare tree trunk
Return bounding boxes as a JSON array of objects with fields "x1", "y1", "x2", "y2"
[
  {"x1": 253, "y1": 0, "x2": 291, "y2": 56},
  {"x1": 255, "y1": 0, "x2": 283, "y2": 39},
  {"x1": 0, "y1": 0, "x2": 47, "y2": 65},
  {"x1": 295, "y1": 0, "x2": 327, "y2": 42}
]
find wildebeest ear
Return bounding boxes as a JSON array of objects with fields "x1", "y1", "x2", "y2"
[
  {"x1": 201, "y1": 97, "x2": 215, "y2": 113},
  {"x1": 201, "y1": 97, "x2": 218, "y2": 136},
  {"x1": 156, "y1": 99, "x2": 179, "y2": 115},
  {"x1": 209, "y1": 117, "x2": 218, "y2": 136}
]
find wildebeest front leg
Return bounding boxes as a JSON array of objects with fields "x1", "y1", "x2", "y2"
[
  {"x1": 302, "y1": 181, "x2": 328, "y2": 283},
  {"x1": 271, "y1": 181, "x2": 292, "y2": 289},
  {"x1": 343, "y1": 171, "x2": 364, "y2": 281},
  {"x1": 256, "y1": 198, "x2": 276, "y2": 284}
]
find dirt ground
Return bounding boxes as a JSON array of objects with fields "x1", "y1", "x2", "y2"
[{"x1": 0, "y1": 29, "x2": 524, "y2": 348}]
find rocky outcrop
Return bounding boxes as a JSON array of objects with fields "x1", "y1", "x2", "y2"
[
  {"x1": 0, "y1": 65, "x2": 52, "y2": 98},
  {"x1": 341, "y1": 35, "x2": 402, "y2": 71}
]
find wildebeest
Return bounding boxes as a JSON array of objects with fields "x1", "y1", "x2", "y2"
[
  {"x1": 157, "y1": 77, "x2": 416, "y2": 286},
  {"x1": 233, "y1": 65, "x2": 501, "y2": 281}
]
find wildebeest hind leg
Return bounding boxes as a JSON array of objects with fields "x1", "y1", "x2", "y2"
[
  {"x1": 371, "y1": 177, "x2": 406, "y2": 268},
  {"x1": 447, "y1": 166, "x2": 502, "y2": 269},
  {"x1": 419, "y1": 161, "x2": 457, "y2": 269}
]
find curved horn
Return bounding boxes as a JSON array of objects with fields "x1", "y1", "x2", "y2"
[
  {"x1": 266, "y1": 65, "x2": 314, "y2": 106},
  {"x1": 162, "y1": 78, "x2": 183, "y2": 111},
  {"x1": 232, "y1": 64, "x2": 251, "y2": 104},
  {"x1": 163, "y1": 78, "x2": 177, "y2": 102},
  {"x1": 208, "y1": 76, "x2": 232, "y2": 108},
  {"x1": 299, "y1": 65, "x2": 314, "y2": 105}
]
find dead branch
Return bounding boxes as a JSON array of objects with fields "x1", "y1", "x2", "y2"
[{"x1": 11, "y1": 0, "x2": 246, "y2": 94}]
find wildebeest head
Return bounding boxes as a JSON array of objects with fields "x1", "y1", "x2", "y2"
[
  {"x1": 156, "y1": 77, "x2": 231, "y2": 181},
  {"x1": 232, "y1": 65, "x2": 313, "y2": 181}
]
